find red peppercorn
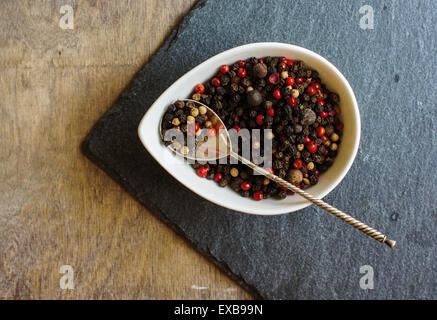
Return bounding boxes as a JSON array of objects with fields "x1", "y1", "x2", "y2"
[
  {"x1": 287, "y1": 97, "x2": 297, "y2": 107},
  {"x1": 195, "y1": 123, "x2": 200, "y2": 132},
  {"x1": 296, "y1": 77, "x2": 304, "y2": 84},
  {"x1": 306, "y1": 141, "x2": 318, "y2": 153},
  {"x1": 273, "y1": 89, "x2": 282, "y2": 100},
  {"x1": 267, "y1": 108, "x2": 275, "y2": 116},
  {"x1": 238, "y1": 68, "x2": 246, "y2": 78},
  {"x1": 214, "y1": 173, "x2": 223, "y2": 182},
  {"x1": 258, "y1": 58, "x2": 264, "y2": 64},
  {"x1": 211, "y1": 77, "x2": 221, "y2": 87},
  {"x1": 314, "y1": 83, "x2": 321, "y2": 90},
  {"x1": 307, "y1": 85, "x2": 317, "y2": 96},
  {"x1": 317, "y1": 100, "x2": 325, "y2": 106},
  {"x1": 240, "y1": 181, "x2": 252, "y2": 191},
  {"x1": 304, "y1": 136, "x2": 311, "y2": 144},
  {"x1": 314, "y1": 170, "x2": 320, "y2": 177},
  {"x1": 268, "y1": 73, "x2": 280, "y2": 85},
  {"x1": 293, "y1": 159, "x2": 303, "y2": 169},
  {"x1": 253, "y1": 191, "x2": 263, "y2": 201},
  {"x1": 316, "y1": 126, "x2": 325, "y2": 137},
  {"x1": 286, "y1": 77, "x2": 295, "y2": 86},
  {"x1": 336, "y1": 122, "x2": 344, "y2": 131},
  {"x1": 256, "y1": 114, "x2": 264, "y2": 126},
  {"x1": 238, "y1": 60, "x2": 246, "y2": 67},
  {"x1": 197, "y1": 167, "x2": 208, "y2": 178},
  {"x1": 220, "y1": 65, "x2": 230, "y2": 73},
  {"x1": 324, "y1": 149, "x2": 329, "y2": 155},
  {"x1": 320, "y1": 111, "x2": 328, "y2": 118},
  {"x1": 329, "y1": 110, "x2": 336, "y2": 117},
  {"x1": 266, "y1": 168, "x2": 274, "y2": 175},
  {"x1": 287, "y1": 59, "x2": 294, "y2": 66},
  {"x1": 233, "y1": 125, "x2": 241, "y2": 133},
  {"x1": 280, "y1": 56, "x2": 287, "y2": 61},
  {"x1": 195, "y1": 83, "x2": 205, "y2": 94},
  {"x1": 208, "y1": 128, "x2": 216, "y2": 137},
  {"x1": 279, "y1": 62, "x2": 287, "y2": 70}
]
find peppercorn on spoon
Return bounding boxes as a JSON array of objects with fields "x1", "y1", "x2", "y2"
[{"x1": 160, "y1": 99, "x2": 396, "y2": 248}]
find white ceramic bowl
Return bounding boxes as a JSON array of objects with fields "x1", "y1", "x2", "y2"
[{"x1": 138, "y1": 42, "x2": 360, "y2": 215}]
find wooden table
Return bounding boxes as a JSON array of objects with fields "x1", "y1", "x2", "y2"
[{"x1": 0, "y1": 0, "x2": 251, "y2": 300}]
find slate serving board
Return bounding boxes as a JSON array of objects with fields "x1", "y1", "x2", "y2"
[{"x1": 82, "y1": 0, "x2": 437, "y2": 299}]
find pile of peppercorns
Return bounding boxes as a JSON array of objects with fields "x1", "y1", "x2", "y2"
[
  {"x1": 160, "y1": 57, "x2": 343, "y2": 201},
  {"x1": 161, "y1": 100, "x2": 222, "y2": 158}
]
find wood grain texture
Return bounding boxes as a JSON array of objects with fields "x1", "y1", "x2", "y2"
[{"x1": 0, "y1": 0, "x2": 252, "y2": 300}]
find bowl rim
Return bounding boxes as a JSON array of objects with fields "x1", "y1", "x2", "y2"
[{"x1": 138, "y1": 42, "x2": 361, "y2": 215}]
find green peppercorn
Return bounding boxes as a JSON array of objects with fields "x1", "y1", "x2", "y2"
[
  {"x1": 307, "y1": 162, "x2": 315, "y2": 171},
  {"x1": 191, "y1": 108, "x2": 199, "y2": 117},
  {"x1": 198, "y1": 106, "x2": 207, "y2": 115}
]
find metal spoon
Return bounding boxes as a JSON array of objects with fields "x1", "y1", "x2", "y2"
[{"x1": 160, "y1": 99, "x2": 396, "y2": 248}]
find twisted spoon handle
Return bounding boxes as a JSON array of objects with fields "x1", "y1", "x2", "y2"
[{"x1": 230, "y1": 151, "x2": 396, "y2": 248}]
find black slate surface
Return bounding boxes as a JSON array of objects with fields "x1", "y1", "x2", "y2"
[{"x1": 82, "y1": 0, "x2": 437, "y2": 299}]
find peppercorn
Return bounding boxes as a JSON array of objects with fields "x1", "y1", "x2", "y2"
[
  {"x1": 197, "y1": 167, "x2": 208, "y2": 178},
  {"x1": 331, "y1": 133, "x2": 339, "y2": 142},
  {"x1": 256, "y1": 114, "x2": 264, "y2": 126},
  {"x1": 309, "y1": 175, "x2": 318, "y2": 185},
  {"x1": 307, "y1": 162, "x2": 315, "y2": 170},
  {"x1": 277, "y1": 190, "x2": 287, "y2": 199},
  {"x1": 218, "y1": 177, "x2": 229, "y2": 187},
  {"x1": 316, "y1": 126, "x2": 325, "y2": 137},
  {"x1": 172, "y1": 118, "x2": 180, "y2": 126},
  {"x1": 330, "y1": 143, "x2": 338, "y2": 151},
  {"x1": 240, "y1": 181, "x2": 252, "y2": 191},
  {"x1": 273, "y1": 89, "x2": 282, "y2": 100},
  {"x1": 301, "y1": 108, "x2": 317, "y2": 125},
  {"x1": 306, "y1": 141, "x2": 318, "y2": 153},
  {"x1": 230, "y1": 167, "x2": 239, "y2": 177},
  {"x1": 253, "y1": 191, "x2": 264, "y2": 201},
  {"x1": 253, "y1": 63, "x2": 268, "y2": 78},
  {"x1": 238, "y1": 68, "x2": 246, "y2": 78},
  {"x1": 198, "y1": 106, "x2": 207, "y2": 115},
  {"x1": 175, "y1": 100, "x2": 185, "y2": 109},
  {"x1": 247, "y1": 89, "x2": 263, "y2": 106},
  {"x1": 214, "y1": 173, "x2": 223, "y2": 182}
]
